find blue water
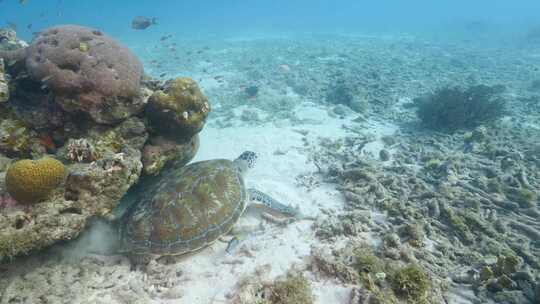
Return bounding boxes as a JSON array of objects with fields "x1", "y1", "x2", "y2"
[
  {"x1": 2, "y1": 0, "x2": 540, "y2": 42},
  {"x1": 2, "y1": 1, "x2": 540, "y2": 303}
]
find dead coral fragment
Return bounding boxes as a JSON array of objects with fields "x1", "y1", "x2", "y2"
[
  {"x1": 5, "y1": 157, "x2": 66, "y2": 204},
  {"x1": 147, "y1": 77, "x2": 210, "y2": 142}
]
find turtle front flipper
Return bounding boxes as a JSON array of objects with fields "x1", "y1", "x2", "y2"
[{"x1": 247, "y1": 188, "x2": 302, "y2": 218}]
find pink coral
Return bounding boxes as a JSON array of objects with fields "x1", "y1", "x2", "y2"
[{"x1": 25, "y1": 25, "x2": 145, "y2": 124}]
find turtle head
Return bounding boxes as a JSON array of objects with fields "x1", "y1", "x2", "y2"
[{"x1": 234, "y1": 151, "x2": 257, "y2": 174}]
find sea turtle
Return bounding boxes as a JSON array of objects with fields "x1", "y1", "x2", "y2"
[{"x1": 119, "y1": 151, "x2": 301, "y2": 261}]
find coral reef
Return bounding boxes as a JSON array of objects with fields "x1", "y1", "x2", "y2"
[
  {"x1": 5, "y1": 157, "x2": 66, "y2": 204},
  {"x1": 0, "y1": 118, "x2": 147, "y2": 261},
  {"x1": 0, "y1": 22, "x2": 215, "y2": 262},
  {"x1": 147, "y1": 77, "x2": 210, "y2": 142},
  {"x1": 414, "y1": 84, "x2": 506, "y2": 131},
  {"x1": 2, "y1": 25, "x2": 146, "y2": 124}
]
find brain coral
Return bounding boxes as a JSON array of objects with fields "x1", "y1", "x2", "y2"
[
  {"x1": 25, "y1": 25, "x2": 144, "y2": 124},
  {"x1": 5, "y1": 157, "x2": 66, "y2": 204},
  {"x1": 147, "y1": 77, "x2": 210, "y2": 142}
]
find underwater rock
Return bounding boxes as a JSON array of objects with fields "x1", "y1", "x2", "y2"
[
  {"x1": 0, "y1": 118, "x2": 146, "y2": 261},
  {"x1": 64, "y1": 147, "x2": 142, "y2": 216},
  {"x1": 0, "y1": 27, "x2": 27, "y2": 53},
  {"x1": 147, "y1": 77, "x2": 210, "y2": 142},
  {"x1": 0, "y1": 115, "x2": 44, "y2": 158},
  {"x1": 141, "y1": 134, "x2": 199, "y2": 176},
  {"x1": 0, "y1": 59, "x2": 8, "y2": 103},
  {"x1": 2, "y1": 25, "x2": 146, "y2": 124},
  {"x1": 58, "y1": 117, "x2": 148, "y2": 163}
]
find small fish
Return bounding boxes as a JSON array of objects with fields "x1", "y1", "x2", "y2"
[
  {"x1": 131, "y1": 16, "x2": 157, "y2": 30},
  {"x1": 19, "y1": 0, "x2": 28, "y2": 5},
  {"x1": 27, "y1": 23, "x2": 32, "y2": 30},
  {"x1": 159, "y1": 72, "x2": 167, "y2": 78}
]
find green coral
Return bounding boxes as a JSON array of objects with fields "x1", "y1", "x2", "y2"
[
  {"x1": 440, "y1": 206, "x2": 473, "y2": 243},
  {"x1": 354, "y1": 248, "x2": 384, "y2": 274},
  {"x1": 147, "y1": 77, "x2": 210, "y2": 142},
  {"x1": 424, "y1": 159, "x2": 442, "y2": 171},
  {"x1": 5, "y1": 157, "x2": 66, "y2": 204},
  {"x1": 504, "y1": 187, "x2": 537, "y2": 208},
  {"x1": 390, "y1": 265, "x2": 430, "y2": 302},
  {"x1": 480, "y1": 266, "x2": 494, "y2": 282},
  {"x1": 495, "y1": 255, "x2": 520, "y2": 276},
  {"x1": 268, "y1": 273, "x2": 314, "y2": 304}
]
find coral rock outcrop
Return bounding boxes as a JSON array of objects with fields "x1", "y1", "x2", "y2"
[{"x1": 147, "y1": 77, "x2": 210, "y2": 142}]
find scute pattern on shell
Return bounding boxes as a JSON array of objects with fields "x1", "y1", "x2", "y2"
[{"x1": 121, "y1": 159, "x2": 246, "y2": 256}]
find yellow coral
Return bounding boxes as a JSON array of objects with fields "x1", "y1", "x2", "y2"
[{"x1": 5, "y1": 157, "x2": 66, "y2": 204}]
